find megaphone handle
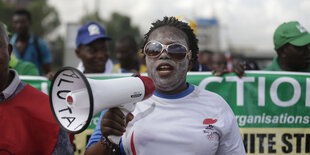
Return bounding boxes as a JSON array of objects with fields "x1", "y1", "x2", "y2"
[{"x1": 107, "y1": 104, "x2": 135, "y2": 145}]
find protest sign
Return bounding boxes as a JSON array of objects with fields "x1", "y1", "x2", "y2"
[{"x1": 21, "y1": 71, "x2": 310, "y2": 154}]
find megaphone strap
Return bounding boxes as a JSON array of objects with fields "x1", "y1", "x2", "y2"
[
  {"x1": 100, "y1": 136, "x2": 121, "y2": 154},
  {"x1": 100, "y1": 136, "x2": 111, "y2": 147}
]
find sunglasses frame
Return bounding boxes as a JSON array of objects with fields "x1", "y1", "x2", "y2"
[{"x1": 143, "y1": 40, "x2": 191, "y2": 61}]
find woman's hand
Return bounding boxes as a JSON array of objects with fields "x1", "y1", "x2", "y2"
[{"x1": 100, "y1": 108, "x2": 134, "y2": 141}]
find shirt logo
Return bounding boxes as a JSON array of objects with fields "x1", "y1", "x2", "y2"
[
  {"x1": 88, "y1": 24, "x2": 101, "y2": 36},
  {"x1": 203, "y1": 118, "x2": 217, "y2": 140},
  {"x1": 203, "y1": 118, "x2": 217, "y2": 125}
]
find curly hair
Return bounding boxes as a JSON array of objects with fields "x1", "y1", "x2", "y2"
[{"x1": 142, "y1": 16, "x2": 199, "y2": 61}]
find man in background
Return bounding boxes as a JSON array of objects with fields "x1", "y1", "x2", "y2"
[
  {"x1": 2, "y1": 22, "x2": 39, "y2": 76},
  {"x1": 265, "y1": 21, "x2": 310, "y2": 71},
  {"x1": 191, "y1": 49, "x2": 212, "y2": 72},
  {"x1": 211, "y1": 52, "x2": 228, "y2": 74},
  {"x1": 0, "y1": 22, "x2": 73, "y2": 154},
  {"x1": 10, "y1": 9, "x2": 53, "y2": 77},
  {"x1": 75, "y1": 22, "x2": 114, "y2": 74},
  {"x1": 113, "y1": 35, "x2": 146, "y2": 73}
]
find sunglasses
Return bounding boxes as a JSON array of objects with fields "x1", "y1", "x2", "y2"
[{"x1": 143, "y1": 41, "x2": 191, "y2": 61}]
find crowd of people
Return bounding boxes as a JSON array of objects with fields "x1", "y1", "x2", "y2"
[{"x1": 1, "y1": 8, "x2": 310, "y2": 155}]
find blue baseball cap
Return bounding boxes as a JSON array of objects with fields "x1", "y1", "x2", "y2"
[{"x1": 76, "y1": 22, "x2": 111, "y2": 48}]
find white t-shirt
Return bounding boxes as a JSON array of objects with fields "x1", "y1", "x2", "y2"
[{"x1": 120, "y1": 84, "x2": 245, "y2": 155}]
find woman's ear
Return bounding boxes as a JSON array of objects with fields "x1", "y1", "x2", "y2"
[{"x1": 188, "y1": 53, "x2": 193, "y2": 71}]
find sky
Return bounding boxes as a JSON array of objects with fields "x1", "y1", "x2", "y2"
[{"x1": 48, "y1": 0, "x2": 310, "y2": 52}]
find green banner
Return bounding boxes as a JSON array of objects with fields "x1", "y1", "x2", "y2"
[
  {"x1": 188, "y1": 71, "x2": 310, "y2": 128},
  {"x1": 21, "y1": 71, "x2": 310, "y2": 129},
  {"x1": 20, "y1": 71, "x2": 310, "y2": 155}
]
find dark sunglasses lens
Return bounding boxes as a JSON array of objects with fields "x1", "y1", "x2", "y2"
[
  {"x1": 145, "y1": 42, "x2": 162, "y2": 56},
  {"x1": 167, "y1": 44, "x2": 187, "y2": 60}
]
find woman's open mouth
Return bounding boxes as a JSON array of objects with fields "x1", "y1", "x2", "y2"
[{"x1": 156, "y1": 63, "x2": 174, "y2": 77}]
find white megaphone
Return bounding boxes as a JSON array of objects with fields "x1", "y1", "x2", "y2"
[{"x1": 49, "y1": 67, "x2": 155, "y2": 144}]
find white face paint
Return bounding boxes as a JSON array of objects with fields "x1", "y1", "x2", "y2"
[{"x1": 146, "y1": 26, "x2": 191, "y2": 94}]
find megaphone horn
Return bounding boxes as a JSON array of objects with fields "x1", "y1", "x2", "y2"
[{"x1": 49, "y1": 67, "x2": 155, "y2": 143}]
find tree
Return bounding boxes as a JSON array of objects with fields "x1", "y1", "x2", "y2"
[
  {"x1": 27, "y1": 0, "x2": 60, "y2": 38},
  {"x1": 80, "y1": 11, "x2": 103, "y2": 25},
  {"x1": 0, "y1": 0, "x2": 60, "y2": 38},
  {"x1": 0, "y1": 1, "x2": 18, "y2": 33},
  {"x1": 105, "y1": 12, "x2": 141, "y2": 60},
  {"x1": 80, "y1": 12, "x2": 141, "y2": 60},
  {"x1": 0, "y1": 0, "x2": 63, "y2": 70}
]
